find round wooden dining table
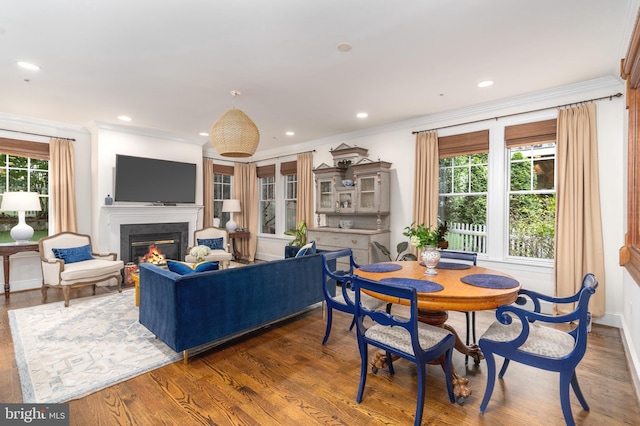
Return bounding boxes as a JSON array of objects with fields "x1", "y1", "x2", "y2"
[{"x1": 355, "y1": 260, "x2": 521, "y2": 402}]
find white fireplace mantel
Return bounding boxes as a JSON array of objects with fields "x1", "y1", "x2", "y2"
[{"x1": 101, "y1": 204, "x2": 202, "y2": 259}]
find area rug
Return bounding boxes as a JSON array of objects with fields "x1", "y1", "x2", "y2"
[{"x1": 9, "y1": 290, "x2": 181, "y2": 403}]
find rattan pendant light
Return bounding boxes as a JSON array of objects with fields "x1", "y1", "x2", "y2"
[{"x1": 211, "y1": 90, "x2": 260, "y2": 157}]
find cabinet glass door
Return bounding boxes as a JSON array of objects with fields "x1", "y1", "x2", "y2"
[
  {"x1": 318, "y1": 180, "x2": 334, "y2": 212},
  {"x1": 358, "y1": 177, "x2": 377, "y2": 211},
  {"x1": 338, "y1": 191, "x2": 354, "y2": 212}
]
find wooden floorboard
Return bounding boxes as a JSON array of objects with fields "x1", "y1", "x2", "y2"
[{"x1": 1, "y1": 285, "x2": 639, "y2": 425}]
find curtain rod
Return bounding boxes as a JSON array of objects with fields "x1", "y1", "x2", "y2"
[
  {"x1": 412, "y1": 92, "x2": 623, "y2": 135},
  {"x1": 205, "y1": 149, "x2": 316, "y2": 164},
  {"x1": 0, "y1": 128, "x2": 76, "y2": 141}
]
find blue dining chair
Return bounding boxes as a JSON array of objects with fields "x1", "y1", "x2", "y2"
[
  {"x1": 438, "y1": 249, "x2": 478, "y2": 365},
  {"x1": 352, "y1": 275, "x2": 456, "y2": 426},
  {"x1": 320, "y1": 249, "x2": 390, "y2": 345},
  {"x1": 478, "y1": 273, "x2": 598, "y2": 426}
]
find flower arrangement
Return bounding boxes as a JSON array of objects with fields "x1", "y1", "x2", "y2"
[
  {"x1": 189, "y1": 245, "x2": 211, "y2": 262},
  {"x1": 403, "y1": 222, "x2": 438, "y2": 250}
]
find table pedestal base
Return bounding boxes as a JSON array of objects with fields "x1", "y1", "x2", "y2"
[{"x1": 370, "y1": 309, "x2": 483, "y2": 403}]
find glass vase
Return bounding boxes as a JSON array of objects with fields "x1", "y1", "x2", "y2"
[{"x1": 421, "y1": 246, "x2": 440, "y2": 276}]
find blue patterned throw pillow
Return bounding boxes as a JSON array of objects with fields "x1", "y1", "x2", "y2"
[
  {"x1": 52, "y1": 245, "x2": 94, "y2": 264},
  {"x1": 167, "y1": 260, "x2": 219, "y2": 275},
  {"x1": 197, "y1": 237, "x2": 224, "y2": 250}
]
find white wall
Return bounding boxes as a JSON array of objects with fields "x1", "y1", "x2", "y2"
[
  {"x1": 254, "y1": 77, "x2": 626, "y2": 317},
  {"x1": 87, "y1": 122, "x2": 206, "y2": 253}
]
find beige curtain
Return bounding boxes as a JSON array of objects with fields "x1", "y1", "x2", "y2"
[
  {"x1": 203, "y1": 158, "x2": 214, "y2": 228},
  {"x1": 49, "y1": 138, "x2": 77, "y2": 233},
  {"x1": 296, "y1": 152, "x2": 314, "y2": 228},
  {"x1": 555, "y1": 103, "x2": 605, "y2": 316},
  {"x1": 413, "y1": 131, "x2": 439, "y2": 230},
  {"x1": 234, "y1": 162, "x2": 258, "y2": 261}
]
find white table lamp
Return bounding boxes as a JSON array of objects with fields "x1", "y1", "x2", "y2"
[
  {"x1": 222, "y1": 199, "x2": 241, "y2": 232},
  {"x1": 0, "y1": 192, "x2": 42, "y2": 243}
]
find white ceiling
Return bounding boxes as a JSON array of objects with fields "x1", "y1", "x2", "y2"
[{"x1": 1, "y1": 0, "x2": 637, "y2": 154}]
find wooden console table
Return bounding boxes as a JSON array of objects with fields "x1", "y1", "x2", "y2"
[
  {"x1": 228, "y1": 230, "x2": 250, "y2": 261},
  {"x1": 0, "y1": 242, "x2": 39, "y2": 299}
]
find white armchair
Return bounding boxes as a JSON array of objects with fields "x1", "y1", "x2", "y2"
[
  {"x1": 185, "y1": 226, "x2": 233, "y2": 269},
  {"x1": 39, "y1": 232, "x2": 124, "y2": 307}
]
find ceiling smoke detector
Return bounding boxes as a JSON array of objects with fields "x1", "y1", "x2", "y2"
[{"x1": 336, "y1": 42, "x2": 352, "y2": 52}]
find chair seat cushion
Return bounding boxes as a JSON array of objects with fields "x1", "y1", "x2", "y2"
[
  {"x1": 185, "y1": 250, "x2": 232, "y2": 263},
  {"x1": 481, "y1": 320, "x2": 576, "y2": 359},
  {"x1": 60, "y1": 259, "x2": 124, "y2": 284},
  {"x1": 365, "y1": 319, "x2": 451, "y2": 355},
  {"x1": 333, "y1": 291, "x2": 386, "y2": 311}
]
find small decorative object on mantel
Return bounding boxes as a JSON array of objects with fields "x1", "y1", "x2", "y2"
[
  {"x1": 403, "y1": 222, "x2": 440, "y2": 275},
  {"x1": 105, "y1": 194, "x2": 113, "y2": 205}
]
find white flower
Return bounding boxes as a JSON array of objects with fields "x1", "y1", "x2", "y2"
[
  {"x1": 189, "y1": 245, "x2": 210, "y2": 260},
  {"x1": 410, "y1": 235, "x2": 421, "y2": 248}
]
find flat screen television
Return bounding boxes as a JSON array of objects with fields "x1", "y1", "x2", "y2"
[{"x1": 114, "y1": 154, "x2": 197, "y2": 204}]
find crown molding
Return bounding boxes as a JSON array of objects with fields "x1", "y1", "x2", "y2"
[
  {"x1": 91, "y1": 121, "x2": 207, "y2": 146},
  {"x1": 0, "y1": 112, "x2": 88, "y2": 135}
]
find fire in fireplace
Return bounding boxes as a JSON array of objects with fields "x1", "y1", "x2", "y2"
[
  {"x1": 120, "y1": 222, "x2": 189, "y2": 265},
  {"x1": 139, "y1": 244, "x2": 167, "y2": 265}
]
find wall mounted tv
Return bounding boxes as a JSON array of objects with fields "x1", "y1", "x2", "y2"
[{"x1": 114, "y1": 155, "x2": 197, "y2": 204}]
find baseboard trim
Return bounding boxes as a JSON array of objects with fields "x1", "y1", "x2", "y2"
[{"x1": 620, "y1": 315, "x2": 640, "y2": 405}]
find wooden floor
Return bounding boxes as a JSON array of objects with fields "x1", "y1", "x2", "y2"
[{"x1": 1, "y1": 285, "x2": 639, "y2": 425}]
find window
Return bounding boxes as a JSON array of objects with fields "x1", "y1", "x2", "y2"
[
  {"x1": 284, "y1": 175, "x2": 297, "y2": 232},
  {"x1": 280, "y1": 160, "x2": 298, "y2": 233},
  {"x1": 0, "y1": 154, "x2": 49, "y2": 242},
  {"x1": 259, "y1": 176, "x2": 276, "y2": 234},
  {"x1": 438, "y1": 153, "x2": 488, "y2": 253},
  {"x1": 213, "y1": 173, "x2": 232, "y2": 227},
  {"x1": 437, "y1": 130, "x2": 489, "y2": 253},
  {"x1": 505, "y1": 118, "x2": 557, "y2": 260},
  {"x1": 507, "y1": 143, "x2": 556, "y2": 259}
]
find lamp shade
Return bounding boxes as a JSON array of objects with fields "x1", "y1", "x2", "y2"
[
  {"x1": 222, "y1": 199, "x2": 241, "y2": 213},
  {"x1": 211, "y1": 108, "x2": 260, "y2": 158},
  {"x1": 1, "y1": 192, "x2": 41, "y2": 212}
]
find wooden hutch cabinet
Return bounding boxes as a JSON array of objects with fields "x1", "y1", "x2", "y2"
[{"x1": 308, "y1": 144, "x2": 391, "y2": 266}]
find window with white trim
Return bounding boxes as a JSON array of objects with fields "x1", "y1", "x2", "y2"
[{"x1": 213, "y1": 173, "x2": 232, "y2": 227}]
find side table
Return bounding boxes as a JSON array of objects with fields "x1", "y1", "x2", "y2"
[
  {"x1": 228, "y1": 230, "x2": 250, "y2": 261},
  {"x1": 0, "y1": 242, "x2": 39, "y2": 300},
  {"x1": 131, "y1": 272, "x2": 140, "y2": 306}
]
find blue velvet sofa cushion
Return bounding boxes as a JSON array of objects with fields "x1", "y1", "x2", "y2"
[
  {"x1": 138, "y1": 253, "x2": 326, "y2": 353},
  {"x1": 52, "y1": 245, "x2": 93, "y2": 264}
]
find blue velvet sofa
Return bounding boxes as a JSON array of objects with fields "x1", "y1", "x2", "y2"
[{"x1": 138, "y1": 253, "x2": 329, "y2": 361}]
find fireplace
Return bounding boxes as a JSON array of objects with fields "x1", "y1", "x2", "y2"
[{"x1": 120, "y1": 222, "x2": 189, "y2": 264}]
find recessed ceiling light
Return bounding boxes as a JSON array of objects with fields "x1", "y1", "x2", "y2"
[
  {"x1": 337, "y1": 42, "x2": 352, "y2": 53},
  {"x1": 478, "y1": 80, "x2": 494, "y2": 88},
  {"x1": 17, "y1": 61, "x2": 40, "y2": 71},
  {"x1": 285, "y1": 131, "x2": 295, "y2": 136},
  {"x1": 199, "y1": 132, "x2": 209, "y2": 137},
  {"x1": 118, "y1": 115, "x2": 132, "y2": 122},
  {"x1": 356, "y1": 112, "x2": 368, "y2": 119}
]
